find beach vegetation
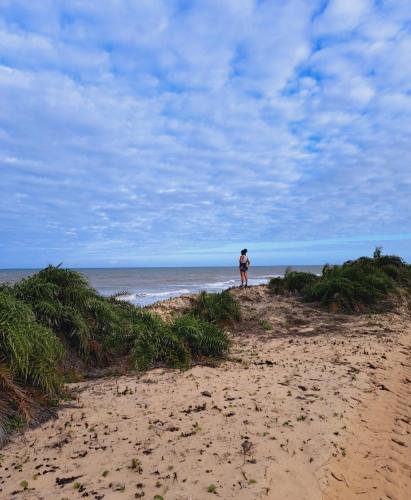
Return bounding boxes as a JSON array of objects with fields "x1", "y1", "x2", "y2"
[
  {"x1": 207, "y1": 484, "x2": 217, "y2": 493},
  {"x1": 192, "y1": 290, "x2": 240, "y2": 323},
  {"x1": 268, "y1": 270, "x2": 319, "y2": 294},
  {"x1": 171, "y1": 314, "x2": 230, "y2": 357},
  {"x1": 259, "y1": 319, "x2": 272, "y2": 330},
  {"x1": 0, "y1": 266, "x2": 231, "y2": 441},
  {"x1": 269, "y1": 248, "x2": 411, "y2": 312},
  {"x1": 131, "y1": 312, "x2": 190, "y2": 371},
  {"x1": 20, "y1": 480, "x2": 29, "y2": 490}
]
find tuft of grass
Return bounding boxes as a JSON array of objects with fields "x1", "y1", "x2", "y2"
[
  {"x1": 0, "y1": 291, "x2": 63, "y2": 394},
  {"x1": 192, "y1": 290, "x2": 240, "y2": 323},
  {"x1": 0, "y1": 289, "x2": 63, "y2": 442},
  {"x1": 269, "y1": 270, "x2": 318, "y2": 295},
  {"x1": 171, "y1": 314, "x2": 230, "y2": 357},
  {"x1": 259, "y1": 319, "x2": 272, "y2": 331},
  {"x1": 131, "y1": 312, "x2": 190, "y2": 371},
  {"x1": 207, "y1": 484, "x2": 217, "y2": 493},
  {"x1": 20, "y1": 480, "x2": 29, "y2": 490}
]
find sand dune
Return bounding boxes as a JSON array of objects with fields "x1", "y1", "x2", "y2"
[{"x1": 0, "y1": 285, "x2": 410, "y2": 499}]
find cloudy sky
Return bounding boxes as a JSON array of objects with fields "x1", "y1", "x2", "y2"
[{"x1": 0, "y1": 0, "x2": 410, "y2": 268}]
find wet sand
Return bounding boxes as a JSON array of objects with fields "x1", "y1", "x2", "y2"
[{"x1": 0, "y1": 286, "x2": 410, "y2": 499}]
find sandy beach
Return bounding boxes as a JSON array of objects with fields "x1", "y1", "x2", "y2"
[{"x1": 1, "y1": 285, "x2": 410, "y2": 499}]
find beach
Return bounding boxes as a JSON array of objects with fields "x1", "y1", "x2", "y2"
[{"x1": 1, "y1": 285, "x2": 410, "y2": 499}]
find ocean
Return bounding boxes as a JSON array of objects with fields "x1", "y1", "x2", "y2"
[{"x1": 0, "y1": 265, "x2": 323, "y2": 306}]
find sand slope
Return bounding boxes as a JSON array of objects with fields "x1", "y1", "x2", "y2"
[{"x1": 0, "y1": 286, "x2": 410, "y2": 499}]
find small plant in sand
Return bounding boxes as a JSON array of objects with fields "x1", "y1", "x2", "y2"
[
  {"x1": 207, "y1": 484, "x2": 217, "y2": 493},
  {"x1": 19, "y1": 480, "x2": 29, "y2": 490},
  {"x1": 259, "y1": 319, "x2": 272, "y2": 331}
]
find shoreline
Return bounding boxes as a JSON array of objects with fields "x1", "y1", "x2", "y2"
[{"x1": 1, "y1": 285, "x2": 410, "y2": 499}]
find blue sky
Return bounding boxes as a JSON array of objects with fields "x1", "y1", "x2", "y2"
[{"x1": 0, "y1": 0, "x2": 410, "y2": 268}]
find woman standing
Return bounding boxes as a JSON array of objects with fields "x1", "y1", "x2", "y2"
[{"x1": 239, "y1": 248, "x2": 250, "y2": 287}]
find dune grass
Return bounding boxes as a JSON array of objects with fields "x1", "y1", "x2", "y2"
[
  {"x1": 171, "y1": 314, "x2": 230, "y2": 357},
  {"x1": 269, "y1": 248, "x2": 411, "y2": 312},
  {"x1": 192, "y1": 290, "x2": 241, "y2": 323},
  {"x1": 0, "y1": 290, "x2": 64, "y2": 443},
  {"x1": 0, "y1": 267, "x2": 233, "y2": 440}
]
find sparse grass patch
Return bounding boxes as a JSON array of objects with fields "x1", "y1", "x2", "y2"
[{"x1": 259, "y1": 319, "x2": 272, "y2": 331}]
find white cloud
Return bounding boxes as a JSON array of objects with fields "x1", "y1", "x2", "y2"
[{"x1": 314, "y1": 0, "x2": 372, "y2": 34}]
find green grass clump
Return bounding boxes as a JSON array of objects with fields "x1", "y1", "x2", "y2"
[
  {"x1": 131, "y1": 312, "x2": 190, "y2": 371},
  {"x1": 171, "y1": 314, "x2": 230, "y2": 357},
  {"x1": 192, "y1": 290, "x2": 240, "y2": 323},
  {"x1": 0, "y1": 291, "x2": 63, "y2": 393},
  {"x1": 283, "y1": 271, "x2": 319, "y2": 293},
  {"x1": 269, "y1": 248, "x2": 411, "y2": 313},
  {"x1": 12, "y1": 265, "x2": 124, "y2": 356},
  {"x1": 268, "y1": 270, "x2": 318, "y2": 294},
  {"x1": 0, "y1": 290, "x2": 63, "y2": 443},
  {"x1": 131, "y1": 312, "x2": 230, "y2": 370}
]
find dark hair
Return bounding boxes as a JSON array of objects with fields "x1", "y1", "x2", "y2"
[{"x1": 241, "y1": 248, "x2": 248, "y2": 255}]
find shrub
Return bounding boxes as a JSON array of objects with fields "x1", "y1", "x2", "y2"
[
  {"x1": 303, "y1": 251, "x2": 401, "y2": 311},
  {"x1": 269, "y1": 271, "x2": 318, "y2": 294},
  {"x1": 171, "y1": 315, "x2": 230, "y2": 357},
  {"x1": 192, "y1": 290, "x2": 240, "y2": 323},
  {"x1": 283, "y1": 271, "x2": 319, "y2": 293},
  {"x1": 269, "y1": 248, "x2": 411, "y2": 313},
  {"x1": 268, "y1": 277, "x2": 286, "y2": 294}
]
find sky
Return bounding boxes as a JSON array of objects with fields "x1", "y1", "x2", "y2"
[{"x1": 0, "y1": 0, "x2": 410, "y2": 268}]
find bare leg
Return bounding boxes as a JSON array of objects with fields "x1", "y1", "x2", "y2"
[
  {"x1": 240, "y1": 271, "x2": 245, "y2": 287},
  {"x1": 244, "y1": 271, "x2": 248, "y2": 287}
]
